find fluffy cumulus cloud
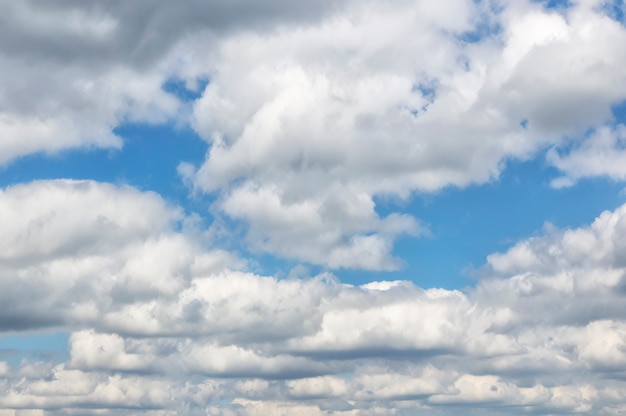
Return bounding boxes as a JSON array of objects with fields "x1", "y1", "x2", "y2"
[
  {"x1": 185, "y1": 0, "x2": 626, "y2": 267},
  {"x1": 4, "y1": 0, "x2": 626, "y2": 415},
  {"x1": 3, "y1": 0, "x2": 626, "y2": 268},
  {"x1": 0, "y1": 0, "x2": 350, "y2": 165},
  {"x1": 2, "y1": 180, "x2": 626, "y2": 414}
]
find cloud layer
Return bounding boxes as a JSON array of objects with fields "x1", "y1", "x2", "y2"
[
  {"x1": 2, "y1": 180, "x2": 626, "y2": 414},
  {"x1": 3, "y1": 0, "x2": 626, "y2": 414},
  {"x1": 2, "y1": 0, "x2": 626, "y2": 269}
]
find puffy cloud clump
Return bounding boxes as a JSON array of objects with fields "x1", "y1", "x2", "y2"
[
  {"x1": 1, "y1": 180, "x2": 626, "y2": 414},
  {"x1": 183, "y1": 0, "x2": 626, "y2": 268},
  {"x1": 2, "y1": 0, "x2": 626, "y2": 269}
]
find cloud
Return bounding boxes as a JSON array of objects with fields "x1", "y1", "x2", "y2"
[
  {"x1": 4, "y1": 1, "x2": 626, "y2": 414},
  {"x1": 3, "y1": 0, "x2": 626, "y2": 269},
  {"x1": 0, "y1": 0, "x2": 352, "y2": 165},
  {"x1": 218, "y1": 183, "x2": 423, "y2": 270},
  {"x1": 185, "y1": 0, "x2": 626, "y2": 268},
  {"x1": 0, "y1": 180, "x2": 234, "y2": 331},
  {"x1": 548, "y1": 124, "x2": 626, "y2": 187},
  {"x1": 2, "y1": 180, "x2": 626, "y2": 414}
]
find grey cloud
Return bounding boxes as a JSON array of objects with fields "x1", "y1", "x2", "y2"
[
  {"x1": 185, "y1": 0, "x2": 626, "y2": 268},
  {"x1": 0, "y1": 0, "x2": 350, "y2": 67},
  {"x1": 0, "y1": 0, "x2": 353, "y2": 168},
  {"x1": 0, "y1": 180, "x2": 180, "y2": 262},
  {"x1": 3, "y1": 180, "x2": 626, "y2": 413},
  {"x1": 3, "y1": 0, "x2": 626, "y2": 270},
  {"x1": 5, "y1": 0, "x2": 626, "y2": 412}
]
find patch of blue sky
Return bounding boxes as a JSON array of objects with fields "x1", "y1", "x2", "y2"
[
  {"x1": 246, "y1": 251, "x2": 317, "y2": 281},
  {"x1": 602, "y1": 0, "x2": 625, "y2": 24},
  {"x1": 407, "y1": 82, "x2": 437, "y2": 117},
  {"x1": 162, "y1": 77, "x2": 209, "y2": 102},
  {"x1": 0, "y1": 76, "x2": 215, "y2": 216},
  {"x1": 457, "y1": 0, "x2": 503, "y2": 44},
  {"x1": 613, "y1": 98, "x2": 626, "y2": 123},
  {"x1": 0, "y1": 332, "x2": 69, "y2": 365},
  {"x1": 458, "y1": 19, "x2": 502, "y2": 44},
  {"x1": 338, "y1": 155, "x2": 626, "y2": 289},
  {"x1": 533, "y1": 0, "x2": 573, "y2": 10},
  {"x1": 412, "y1": 82, "x2": 436, "y2": 101},
  {"x1": 0, "y1": 121, "x2": 213, "y2": 217}
]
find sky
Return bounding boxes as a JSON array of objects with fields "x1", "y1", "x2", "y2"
[{"x1": 1, "y1": 0, "x2": 626, "y2": 414}]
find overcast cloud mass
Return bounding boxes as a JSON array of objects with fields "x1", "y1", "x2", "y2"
[{"x1": 2, "y1": 0, "x2": 626, "y2": 414}]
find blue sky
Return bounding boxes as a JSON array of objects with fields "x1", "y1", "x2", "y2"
[{"x1": 2, "y1": 0, "x2": 626, "y2": 414}]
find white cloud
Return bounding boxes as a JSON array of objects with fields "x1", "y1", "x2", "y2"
[
  {"x1": 287, "y1": 376, "x2": 348, "y2": 399},
  {"x1": 185, "y1": 0, "x2": 626, "y2": 268},
  {"x1": 2, "y1": 180, "x2": 626, "y2": 413},
  {"x1": 486, "y1": 202, "x2": 626, "y2": 275},
  {"x1": 0, "y1": 0, "x2": 352, "y2": 165},
  {"x1": 0, "y1": 180, "x2": 179, "y2": 262},
  {"x1": 0, "y1": 52, "x2": 178, "y2": 164},
  {"x1": 218, "y1": 183, "x2": 422, "y2": 270},
  {"x1": 4, "y1": 0, "x2": 626, "y2": 414},
  {"x1": 549, "y1": 124, "x2": 626, "y2": 186},
  {"x1": 68, "y1": 331, "x2": 150, "y2": 372},
  {"x1": 3, "y1": 0, "x2": 626, "y2": 269},
  {"x1": 0, "y1": 180, "x2": 235, "y2": 331}
]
